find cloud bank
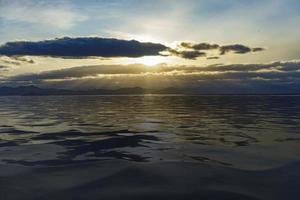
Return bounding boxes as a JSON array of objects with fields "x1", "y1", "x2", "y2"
[
  {"x1": 0, "y1": 37, "x2": 167, "y2": 58},
  {"x1": 5, "y1": 61, "x2": 300, "y2": 93},
  {"x1": 178, "y1": 42, "x2": 265, "y2": 58},
  {"x1": 0, "y1": 37, "x2": 264, "y2": 60}
]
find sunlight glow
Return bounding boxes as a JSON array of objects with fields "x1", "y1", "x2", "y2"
[{"x1": 134, "y1": 56, "x2": 164, "y2": 66}]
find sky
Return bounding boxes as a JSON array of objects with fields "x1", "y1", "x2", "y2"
[{"x1": 0, "y1": 0, "x2": 300, "y2": 93}]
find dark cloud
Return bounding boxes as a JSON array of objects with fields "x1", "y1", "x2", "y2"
[
  {"x1": 0, "y1": 65, "x2": 8, "y2": 69},
  {"x1": 179, "y1": 42, "x2": 219, "y2": 50},
  {"x1": 207, "y1": 56, "x2": 220, "y2": 60},
  {"x1": 11, "y1": 56, "x2": 35, "y2": 64},
  {"x1": 0, "y1": 65, "x2": 10, "y2": 71},
  {"x1": 177, "y1": 42, "x2": 264, "y2": 57},
  {"x1": 1, "y1": 60, "x2": 21, "y2": 65},
  {"x1": 0, "y1": 37, "x2": 265, "y2": 60},
  {"x1": 0, "y1": 37, "x2": 168, "y2": 58},
  {"x1": 167, "y1": 49, "x2": 206, "y2": 59},
  {"x1": 252, "y1": 47, "x2": 265, "y2": 52},
  {"x1": 0, "y1": 56, "x2": 34, "y2": 66},
  {"x1": 219, "y1": 44, "x2": 252, "y2": 55},
  {"x1": 8, "y1": 65, "x2": 150, "y2": 81},
  {"x1": 219, "y1": 45, "x2": 265, "y2": 55}
]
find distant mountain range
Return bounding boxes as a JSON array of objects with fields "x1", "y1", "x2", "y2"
[
  {"x1": 0, "y1": 85, "x2": 186, "y2": 96},
  {"x1": 0, "y1": 86, "x2": 299, "y2": 96}
]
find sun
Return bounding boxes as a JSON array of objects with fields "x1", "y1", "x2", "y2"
[{"x1": 124, "y1": 34, "x2": 169, "y2": 66}]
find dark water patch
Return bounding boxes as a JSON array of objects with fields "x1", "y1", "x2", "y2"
[
  {"x1": 53, "y1": 134, "x2": 158, "y2": 160},
  {"x1": 2, "y1": 133, "x2": 158, "y2": 166},
  {"x1": 32, "y1": 129, "x2": 141, "y2": 140},
  {"x1": 2, "y1": 158, "x2": 103, "y2": 166},
  {"x1": 189, "y1": 156, "x2": 232, "y2": 166},
  {"x1": 26, "y1": 122, "x2": 61, "y2": 127},
  {"x1": 2, "y1": 149, "x2": 149, "y2": 166},
  {"x1": 0, "y1": 141, "x2": 18, "y2": 147},
  {"x1": 0, "y1": 128, "x2": 37, "y2": 134},
  {"x1": 1, "y1": 161, "x2": 299, "y2": 200},
  {"x1": 274, "y1": 137, "x2": 300, "y2": 142},
  {"x1": 233, "y1": 140, "x2": 250, "y2": 146}
]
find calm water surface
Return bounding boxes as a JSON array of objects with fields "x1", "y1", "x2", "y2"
[{"x1": 0, "y1": 95, "x2": 299, "y2": 199}]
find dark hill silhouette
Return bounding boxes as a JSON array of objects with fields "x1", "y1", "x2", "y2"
[
  {"x1": 0, "y1": 86, "x2": 155, "y2": 96},
  {"x1": 0, "y1": 85, "x2": 299, "y2": 96}
]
